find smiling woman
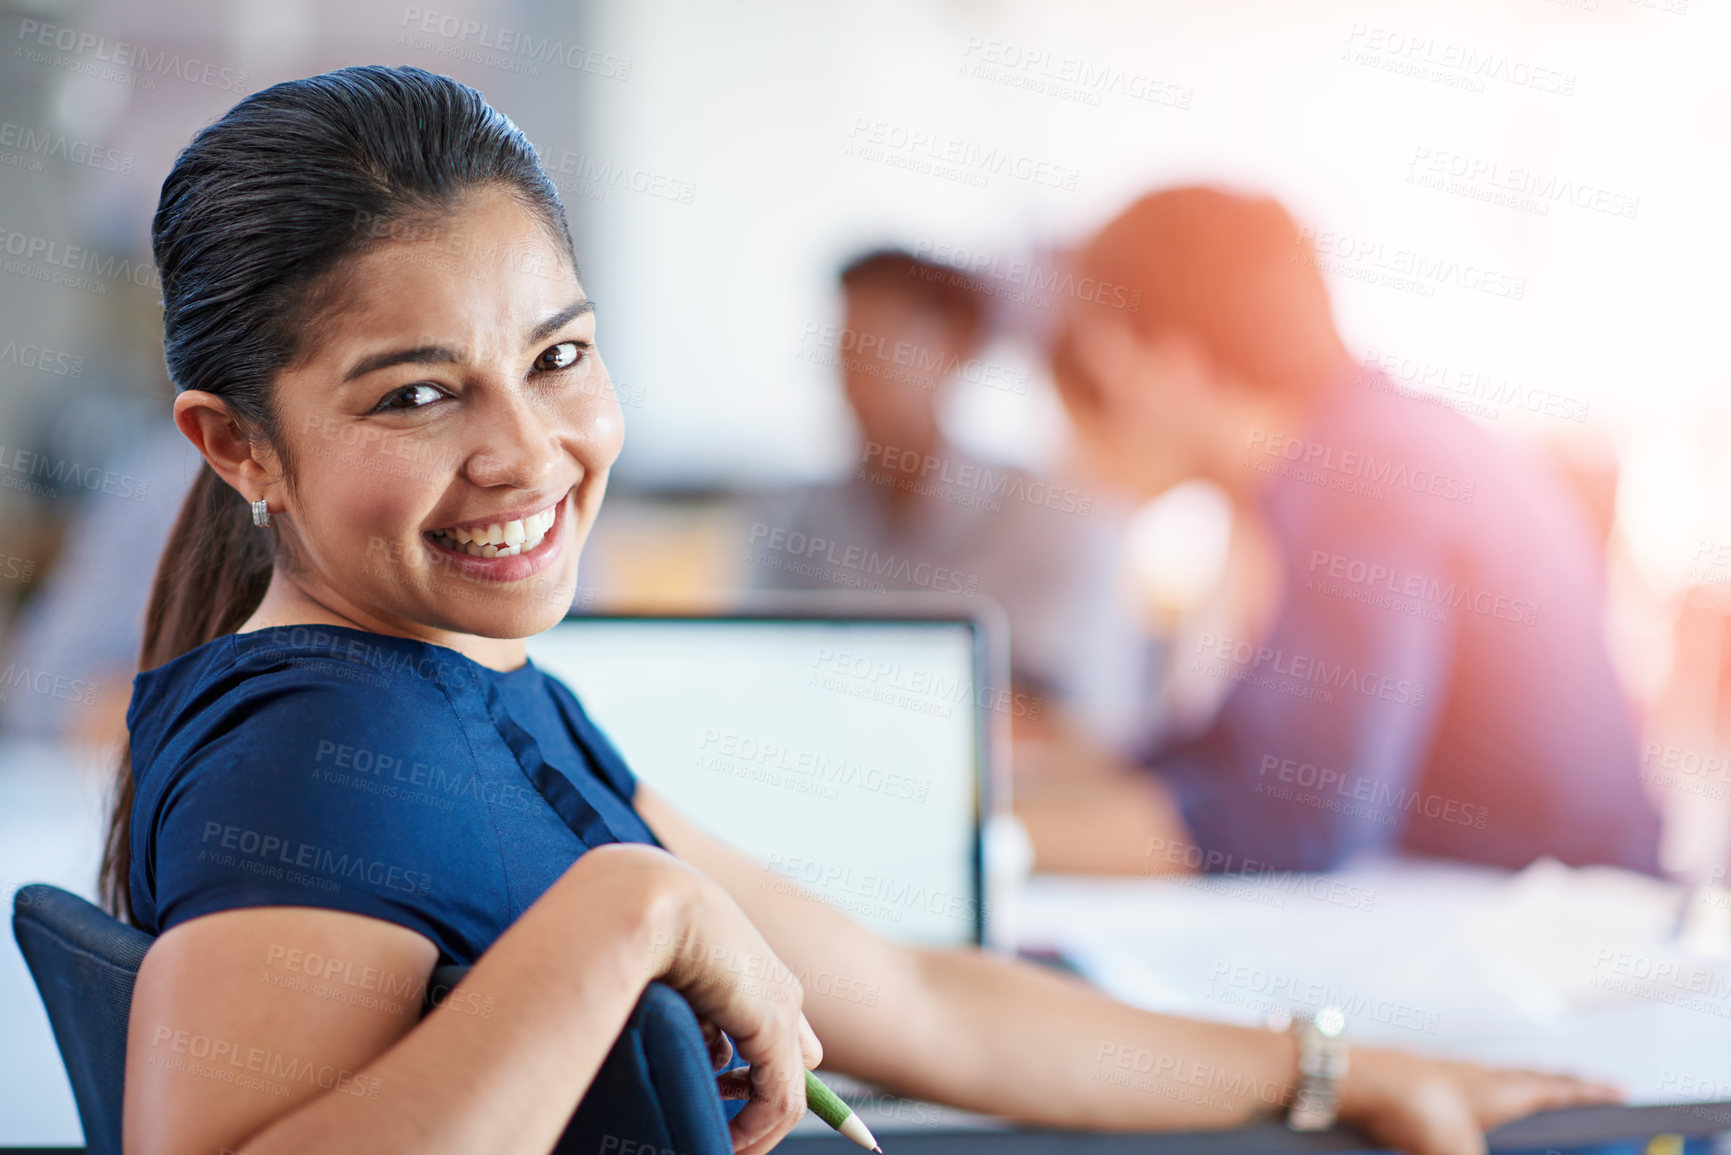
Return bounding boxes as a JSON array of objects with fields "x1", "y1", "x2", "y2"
[
  {"x1": 100, "y1": 66, "x2": 823, "y2": 1155},
  {"x1": 219, "y1": 191, "x2": 613, "y2": 620},
  {"x1": 104, "y1": 65, "x2": 1628, "y2": 1155}
]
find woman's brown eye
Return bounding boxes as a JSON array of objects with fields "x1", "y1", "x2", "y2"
[
  {"x1": 535, "y1": 341, "x2": 583, "y2": 372},
  {"x1": 374, "y1": 383, "x2": 442, "y2": 412}
]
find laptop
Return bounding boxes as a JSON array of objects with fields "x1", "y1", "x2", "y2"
[{"x1": 526, "y1": 594, "x2": 1009, "y2": 949}]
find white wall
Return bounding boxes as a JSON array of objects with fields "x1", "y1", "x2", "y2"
[{"x1": 564, "y1": 0, "x2": 1728, "y2": 486}]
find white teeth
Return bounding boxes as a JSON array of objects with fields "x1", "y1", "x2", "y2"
[{"x1": 428, "y1": 501, "x2": 559, "y2": 559}]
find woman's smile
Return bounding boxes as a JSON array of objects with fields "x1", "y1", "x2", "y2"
[{"x1": 421, "y1": 487, "x2": 570, "y2": 582}]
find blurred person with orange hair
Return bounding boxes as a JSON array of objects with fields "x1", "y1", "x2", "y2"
[{"x1": 1019, "y1": 187, "x2": 1661, "y2": 876}]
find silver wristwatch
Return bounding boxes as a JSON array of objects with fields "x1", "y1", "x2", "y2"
[{"x1": 1269, "y1": 1007, "x2": 1349, "y2": 1130}]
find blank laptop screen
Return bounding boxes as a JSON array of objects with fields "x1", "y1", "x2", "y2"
[{"x1": 527, "y1": 616, "x2": 985, "y2": 948}]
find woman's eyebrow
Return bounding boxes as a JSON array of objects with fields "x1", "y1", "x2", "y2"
[
  {"x1": 340, "y1": 300, "x2": 594, "y2": 383},
  {"x1": 527, "y1": 298, "x2": 595, "y2": 346},
  {"x1": 344, "y1": 344, "x2": 461, "y2": 382}
]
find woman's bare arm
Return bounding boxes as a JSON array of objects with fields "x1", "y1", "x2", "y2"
[
  {"x1": 126, "y1": 842, "x2": 817, "y2": 1155},
  {"x1": 635, "y1": 784, "x2": 1621, "y2": 1155},
  {"x1": 635, "y1": 783, "x2": 1291, "y2": 1128}
]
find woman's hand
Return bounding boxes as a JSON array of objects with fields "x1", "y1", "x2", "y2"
[
  {"x1": 630, "y1": 846, "x2": 823, "y2": 1155},
  {"x1": 1339, "y1": 1046, "x2": 1623, "y2": 1155}
]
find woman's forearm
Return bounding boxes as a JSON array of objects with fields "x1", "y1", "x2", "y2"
[
  {"x1": 638, "y1": 783, "x2": 1300, "y2": 1132},
  {"x1": 881, "y1": 946, "x2": 1300, "y2": 1131},
  {"x1": 236, "y1": 845, "x2": 683, "y2": 1155}
]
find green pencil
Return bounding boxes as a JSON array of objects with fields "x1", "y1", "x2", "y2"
[{"x1": 805, "y1": 1068, "x2": 882, "y2": 1152}]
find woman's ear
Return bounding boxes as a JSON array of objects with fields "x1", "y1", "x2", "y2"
[{"x1": 172, "y1": 390, "x2": 279, "y2": 499}]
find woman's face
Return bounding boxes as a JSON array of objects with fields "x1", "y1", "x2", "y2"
[{"x1": 261, "y1": 186, "x2": 622, "y2": 645}]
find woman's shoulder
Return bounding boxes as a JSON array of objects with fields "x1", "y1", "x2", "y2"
[
  {"x1": 138, "y1": 622, "x2": 489, "y2": 700},
  {"x1": 127, "y1": 625, "x2": 489, "y2": 790},
  {"x1": 127, "y1": 624, "x2": 513, "y2": 955},
  {"x1": 226, "y1": 622, "x2": 493, "y2": 693}
]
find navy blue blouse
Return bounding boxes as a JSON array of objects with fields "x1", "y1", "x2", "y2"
[{"x1": 126, "y1": 624, "x2": 662, "y2": 966}]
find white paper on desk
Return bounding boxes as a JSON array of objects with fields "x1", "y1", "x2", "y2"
[
  {"x1": 1044, "y1": 863, "x2": 1533, "y2": 1044},
  {"x1": 1027, "y1": 860, "x2": 1731, "y2": 1098},
  {"x1": 1455, "y1": 857, "x2": 1721, "y2": 1022},
  {"x1": 1033, "y1": 858, "x2": 1731, "y2": 1044}
]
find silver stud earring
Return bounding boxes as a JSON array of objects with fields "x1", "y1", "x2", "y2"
[{"x1": 251, "y1": 498, "x2": 271, "y2": 528}]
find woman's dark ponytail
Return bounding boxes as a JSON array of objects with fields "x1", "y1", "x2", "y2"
[
  {"x1": 97, "y1": 468, "x2": 275, "y2": 920},
  {"x1": 99, "y1": 65, "x2": 573, "y2": 922}
]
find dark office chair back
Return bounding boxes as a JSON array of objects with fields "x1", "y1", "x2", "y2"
[
  {"x1": 10, "y1": 885, "x2": 147, "y2": 1155},
  {"x1": 13, "y1": 884, "x2": 733, "y2": 1155}
]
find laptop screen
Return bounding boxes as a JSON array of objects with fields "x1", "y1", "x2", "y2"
[{"x1": 527, "y1": 614, "x2": 989, "y2": 948}]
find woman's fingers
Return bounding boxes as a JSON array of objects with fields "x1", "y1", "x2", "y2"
[
  {"x1": 797, "y1": 1012, "x2": 823, "y2": 1070},
  {"x1": 1364, "y1": 1073, "x2": 1487, "y2": 1155},
  {"x1": 698, "y1": 1016, "x2": 735, "y2": 1072},
  {"x1": 715, "y1": 1011, "x2": 823, "y2": 1151},
  {"x1": 726, "y1": 1027, "x2": 809, "y2": 1155},
  {"x1": 715, "y1": 1067, "x2": 751, "y2": 1100},
  {"x1": 1467, "y1": 1069, "x2": 1624, "y2": 1131},
  {"x1": 637, "y1": 860, "x2": 814, "y2": 1155},
  {"x1": 1348, "y1": 1050, "x2": 1629, "y2": 1155},
  {"x1": 1413, "y1": 1096, "x2": 1489, "y2": 1155}
]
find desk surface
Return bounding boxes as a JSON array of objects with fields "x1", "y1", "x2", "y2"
[
  {"x1": 779, "y1": 859, "x2": 1731, "y2": 1150},
  {"x1": 1007, "y1": 859, "x2": 1731, "y2": 1108},
  {"x1": 4, "y1": 1099, "x2": 1731, "y2": 1155},
  {"x1": 780, "y1": 1101, "x2": 1731, "y2": 1153}
]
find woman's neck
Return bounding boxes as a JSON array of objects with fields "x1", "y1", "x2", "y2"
[{"x1": 238, "y1": 571, "x2": 529, "y2": 671}]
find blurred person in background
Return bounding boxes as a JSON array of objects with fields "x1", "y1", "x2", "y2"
[
  {"x1": 1017, "y1": 186, "x2": 1662, "y2": 877},
  {"x1": 749, "y1": 249, "x2": 1148, "y2": 746}
]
